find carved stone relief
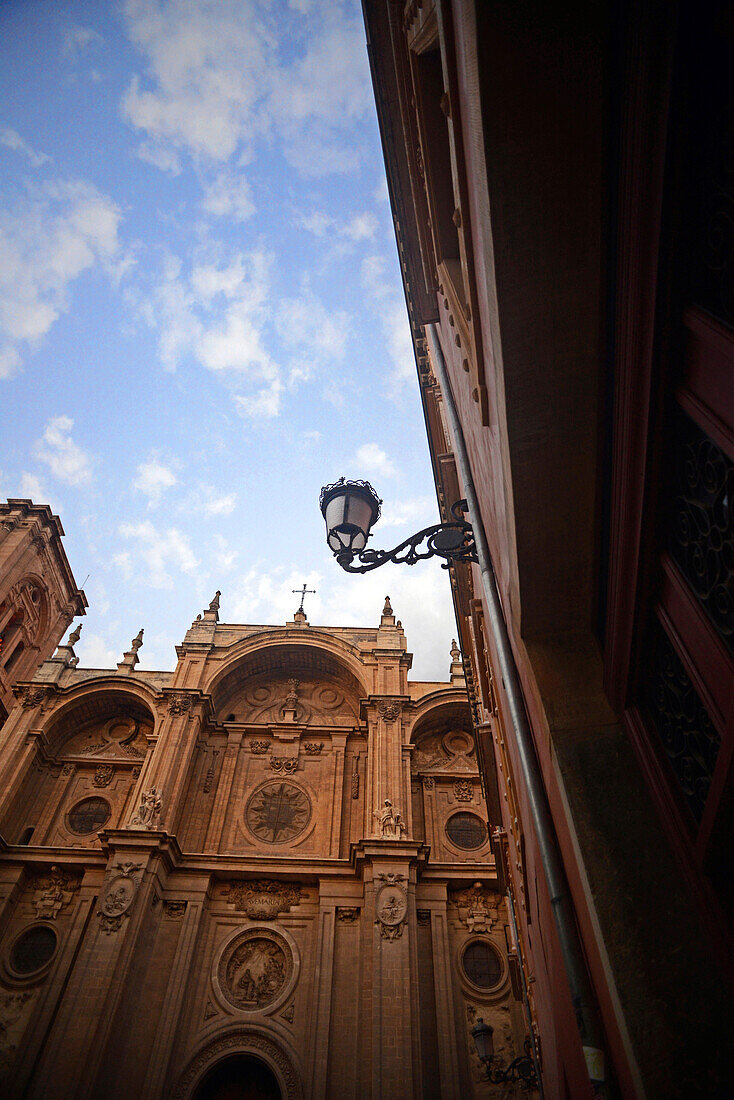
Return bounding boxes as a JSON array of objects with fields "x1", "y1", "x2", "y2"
[
  {"x1": 250, "y1": 740, "x2": 270, "y2": 754},
  {"x1": 270, "y1": 757, "x2": 298, "y2": 774},
  {"x1": 375, "y1": 876, "x2": 408, "y2": 942},
  {"x1": 93, "y1": 764, "x2": 114, "y2": 788},
  {"x1": 217, "y1": 929, "x2": 293, "y2": 1011},
  {"x1": 373, "y1": 799, "x2": 407, "y2": 839},
  {"x1": 30, "y1": 866, "x2": 80, "y2": 920},
  {"x1": 97, "y1": 861, "x2": 142, "y2": 934},
  {"x1": 167, "y1": 694, "x2": 192, "y2": 716},
  {"x1": 224, "y1": 880, "x2": 302, "y2": 920},
  {"x1": 245, "y1": 782, "x2": 311, "y2": 844},
  {"x1": 454, "y1": 779, "x2": 473, "y2": 802},
  {"x1": 302, "y1": 742, "x2": 323, "y2": 754},
  {"x1": 412, "y1": 730, "x2": 477, "y2": 776},
  {"x1": 203, "y1": 750, "x2": 219, "y2": 794},
  {"x1": 377, "y1": 701, "x2": 401, "y2": 722},
  {"x1": 451, "y1": 883, "x2": 499, "y2": 934},
  {"x1": 129, "y1": 786, "x2": 162, "y2": 830},
  {"x1": 76, "y1": 716, "x2": 150, "y2": 760},
  {"x1": 336, "y1": 907, "x2": 360, "y2": 922},
  {"x1": 280, "y1": 1003, "x2": 294, "y2": 1024},
  {"x1": 163, "y1": 901, "x2": 187, "y2": 920},
  {"x1": 232, "y1": 674, "x2": 357, "y2": 727}
]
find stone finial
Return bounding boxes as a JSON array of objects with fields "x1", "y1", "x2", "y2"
[
  {"x1": 204, "y1": 590, "x2": 221, "y2": 622},
  {"x1": 380, "y1": 595, "x2": 396, "y2": 626},
  {"x1": 450, "y1": 638, "x2": 465, "y2": 683},
  {"x1": 52, "y1": 621, "x2": 82, "y2": 667},
  {"x1": 118, "y1": 629, "x2": 144, "y2": 673}
]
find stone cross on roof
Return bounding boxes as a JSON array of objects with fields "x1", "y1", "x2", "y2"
[{"x1": 292, "y1": 583, "x2": 316, "y2": 616}]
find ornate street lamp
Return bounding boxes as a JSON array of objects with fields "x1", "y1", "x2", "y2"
[
  {"x1": 319, "y1": 478, "x2": 478, "y2": 573},
  {"x1": 470, "y1": 1018, "x2": 538, "y2": 1089}
]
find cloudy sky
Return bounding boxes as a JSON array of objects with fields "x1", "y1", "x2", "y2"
[{"x1": 0, "y1": 0, "x2": 456, "y2": 680}]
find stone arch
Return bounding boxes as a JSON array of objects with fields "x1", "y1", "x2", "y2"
[
  {"x1": 409, "y1": 693, "x2": 474, "y2": 745},
  {"x1": 40, "y1": 680, "x2": 159, "y2": 756},
  {"x1": 206, "y1": 633, "x2": 368, "y2": 726},
  {"x1": 171, "y1": 1028, "x2": 302, "y2": 1100}
]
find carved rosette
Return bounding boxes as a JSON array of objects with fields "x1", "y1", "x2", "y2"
[
  {"x1": 375, "y1": 874, "x2": 408, "y2": 942},
  {"x1": 224, "y1": 880, "x2": 302, "y2": 921}
]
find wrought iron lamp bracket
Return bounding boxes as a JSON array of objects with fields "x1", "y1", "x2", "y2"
[
  {"x1": 335, "y1": 499, "x2": 478, "y2": 573},
  {"x1": 480, "y1": 1040, "x2": 539, "y2": 1090}
]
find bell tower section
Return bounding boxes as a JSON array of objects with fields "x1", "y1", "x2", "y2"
[{"x1": 0, "y1": 499, "x2": 86, "y2": 725}]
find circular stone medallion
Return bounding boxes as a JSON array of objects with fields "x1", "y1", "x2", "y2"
[
  {"x1": 245, "y1": 781, "x2": 311, "y2": 843},
  {"x1": 218, "y1": 929, "x2": 293, "y2": 1011},
  {"x1": 375, "y1": 884, "x2": 407, "y2": 927},
  {"x1": 100, "y1": 875, "x2": 135, "y2": 917}
]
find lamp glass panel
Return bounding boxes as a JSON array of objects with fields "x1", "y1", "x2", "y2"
[
  {"x1": 324, "y1": 493, "x2": 348, "y2": 532},
  {"x1": 346, "y1": 493, "x2": 375, "y2": 539}
]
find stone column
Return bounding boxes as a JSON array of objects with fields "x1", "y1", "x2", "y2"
[
  {"x1": 204, "y1": 728, "x2": 243, "y2": 852},
  {"x1": 352, "y1": 839, "x2": 428, "y2": 1100},
  {"x1": 327, "y1": 734, "x2": 348, "y2": 858},
  {"x1": 306, "y1": 894, "x2": 337, "y2": 1097},
  {"x1": 142, "y1": 882, "x2": 210, "y2": 1096}
]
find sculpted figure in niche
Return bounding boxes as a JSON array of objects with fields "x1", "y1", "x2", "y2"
[
  {"x1": 129, "y1": 786, "x2": 162, "y2": 829},
  {"x1": 374, "y1": 799, "x2": 407, "y2": 839}
]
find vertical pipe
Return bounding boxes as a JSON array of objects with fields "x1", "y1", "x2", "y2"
[{"x1": 426, "y1": 323, "x2": 608, "y2": 1096}]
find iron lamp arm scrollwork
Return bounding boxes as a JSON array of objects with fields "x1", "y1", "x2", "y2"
[{"x1": 319, "y1": 478, "x2": 478, "y2": 573}]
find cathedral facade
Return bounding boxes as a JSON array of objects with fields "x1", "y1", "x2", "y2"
[{"x1": 0, "y1": 558, "x2": 529, "y2": 1098}]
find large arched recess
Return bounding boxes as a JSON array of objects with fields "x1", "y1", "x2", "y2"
[
  {"x1": 39, "y1": 678, "x2": 160, "y2": 756},
  {"x1": 204, "y1": 630, "x2": 369, "y2": 724},
  {"x1": 409, "y1": 690, "x2": 473, "y2": 745}
]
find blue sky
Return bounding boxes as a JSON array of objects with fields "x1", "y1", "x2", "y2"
[{"x1": 0, "y1": 0, "x2": 456, "y2": 680}]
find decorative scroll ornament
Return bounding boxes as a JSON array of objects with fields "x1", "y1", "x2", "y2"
[
  {"x1": 336, "y1": 907, "x2": 360, "y2": 922},
  {"x1": 374, "y1": 798, "x2": 407, "y2": 839},
  {"x1": 93, "y1": 764, "x2": 114, "y2": 788},
  {"x1": 270, "y1": 757, "x2": 299, "y2": 774},
  {"x1": 168, "y1": 693, "x2": 192, "y2": 716},
  {"x1": 422, "y1": 776, "x2": 434, "y2": 790},
  {"x1": 16, "y1": 685, "x2": 52, "y2": 709},
  {"x1": 97, "y1": 861, "x2": 142, "y2": 934},
  {"x1": 163, "y1": 901, "x2": 187, "y2": 920},
  {"x1": 454, "y1": 779, "x2": 473, "y2": 802},
  {"x1": 375, "y1": 876, "x2": 408, "y2": 941},
  {"x1": 129, "y1": 786, "x2": 162, "y2": 830},
  {"x1": 451, "y1": 882, "x2": 499, "y2": 934},
  {"x1": 377, "y1": 701, "x2": 401, "y2": 722},
  {"x1": 31, "y1": 865, "x2": 80, "y2": 920},
  {"x1": 224, "y1": 879, "x2": 302, "y2": 920},
  {"x1": 250, "y1": 740, "x2": 270, "y2": 754},
  {"x1": 303, "y1": 742, "x2": 323, "y2": 754}
]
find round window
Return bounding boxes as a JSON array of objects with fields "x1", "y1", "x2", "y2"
[
  {"x1": 67, "y1": 797, "x2": 111, "y2": 835},
  {"x1": 445, "y1": 812, "x2": 487, "y2": 850},
  {"x1": 462, "y1": 940, "x2": 503, "y2": 989},
  {"x1": 10, "y1": 925, "x2": 57, "y2": 976}
]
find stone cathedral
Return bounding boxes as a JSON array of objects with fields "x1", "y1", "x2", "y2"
[{"x1": 0, "y1": 500, "x2": 530, "y2": 1099}]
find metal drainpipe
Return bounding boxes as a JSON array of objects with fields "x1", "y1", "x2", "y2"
[{"x1": 426, "y1": 323, "x2": 609, "y2": 1097}]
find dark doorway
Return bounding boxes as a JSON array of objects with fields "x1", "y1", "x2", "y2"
[{"x1": 193, "y1": 1055, "x2": 282, "y2": 1100}]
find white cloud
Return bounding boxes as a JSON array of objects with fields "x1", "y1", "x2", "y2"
[
  {"x1": 33, "y1": 415, "x2": 93, "y2": 486},
  {"x1": 202, "y1": 170, "x2": 254, "y2": 221},
  {"x1": 136, "y1": 141, "x2": 181, "y2": 174},
  {"x1": 354, "y1": 443, "x2": 396, "y2": 480},
  {"x1": 63, "y1": 25, "x2": 104, "y2": 56},
  {"x1": 0, "y1": 178, "x2": 126, "y2": 374},
  {"x1": 275, "y1": 290, "x2": 350, "y2": 373},
  {"x1": 121, "y1": 0, "x2": 371, "y2": 178},
  {"x1": 202, "y1": 491, "x2": 236, "y2": 516},
  {"x1": 76, "y1": 631, "x2": 118, "y2": 668},
  {"x1": 379, "y1": 495, "x2": 438, "y2": 529},
  {"x1": 0, "y1": 346, "x2": 20, "y2": 380},
  {"x1": 211, "y1": 532, "x2": 237, "y2": 571},
  {"x1": 118, "y1": 520, "x2": 198, "y2": 588},
  {"x1": 0, "y1": 126, "x2": 50, "y2": 168},
  {"x1": 361, "y1": 255, "x2": 414, "y2": 392},
  {"x1": 296, "y1": 209, "x2": 377, "y2": 243},
  {"x1": 19, "y1": 471, "x2": 52, "y2": 504},
  {"x1": 134, "y1": 456, "x2": 177, "y2": 506}
]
